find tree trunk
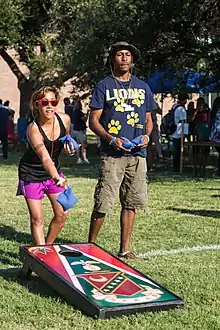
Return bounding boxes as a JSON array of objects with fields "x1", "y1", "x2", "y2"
[{"x1": 0, "y1": 48, "x2": 34, "y2": 117}]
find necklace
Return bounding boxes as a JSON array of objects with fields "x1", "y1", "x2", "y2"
[
  {"x1": 114, "y1": 77, "x2": 132, "y2": 105},
  {"x1": 112, "y1": 72, "x2": 132, "y2": 105},
  {"x1": 50, "y1": 116, "x2": 55, "y2": 158}
]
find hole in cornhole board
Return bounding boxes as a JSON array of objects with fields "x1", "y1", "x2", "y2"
[{"x1": 59, "y1": 250, "x2": 83, "y2": 257}]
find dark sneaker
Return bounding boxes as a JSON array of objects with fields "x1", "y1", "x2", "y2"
[{"x1": 118, "y1": 251, "x2": 138, "y2": 260}]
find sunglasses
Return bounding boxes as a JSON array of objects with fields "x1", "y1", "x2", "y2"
[{"x1": 37, "y1": 99, "x2": 59, "y2": 107}]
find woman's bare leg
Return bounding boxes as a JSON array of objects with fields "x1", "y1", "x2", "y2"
[
  {"x1": 25, "y1": 198, "x2": 45, "y2": 245},
  {"x1": 45, "y1": 193, "x2": 69, "y2": 244}
]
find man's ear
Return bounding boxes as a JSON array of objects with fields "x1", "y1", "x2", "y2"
[{"x1": 109, "y1": 57, "x2": 115, "y2": 71}]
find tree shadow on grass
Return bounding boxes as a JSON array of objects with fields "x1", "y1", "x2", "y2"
[
  {"x1": 0, "y1": 267, "x2": 89, "y2": 315},
  {"x1": 201, "y1": 187, "x2": 220, "y2": 191},
  {"x1": 0, "y1": 250, "x2": 21, "y2": 267},
  {"x1": 170, "y1": 207, "x2": 220, "y2": 218},
  {"x1": 0, "y1": 226, "x2": 85, "y2": 308},
  {"x1": 0, "y1": 224, "x2": 82, "y2": 267},
  {"x1": 0, "y1": 267, "x2": 62, "y2": 301},
  {"x1": 0, "y1": 224, "x2": 79, "y2": 245}
]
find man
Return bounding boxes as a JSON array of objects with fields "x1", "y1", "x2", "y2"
[
  {"x1": 3, "y1": 100, "x2": 15, "y2": 116},
  {"x1": 147, "y1": 102, "x2": 163, "y2": 168},
  {"x1": 88, "y1": 41, "x2": 155, "y2": 259},
  {"x1": 170, "y1": 92, "x2": 189, "y2": 172},
  {"x1": 63, "y1": 97, "x2": 71, "y2": 114},
  {"x1": 0, "y1": 100, "x2": 10, "y2": 160},
  {"x1": 71, "y1": 96, "x2": 90, "y2": 164}
]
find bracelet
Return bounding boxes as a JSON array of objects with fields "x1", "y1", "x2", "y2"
[
  {"x1": 109, "y1": 137, "x2": 116, "y2": 146},
  {"x1": 144, "y1": 135, "x2": 150, "y2": 143}
]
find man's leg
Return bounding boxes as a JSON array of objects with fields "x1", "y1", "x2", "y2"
[
  {"x1": 88, "y1": 156, "x2": 125, "y2": 243},
  {"x1": 216, "y1": 147, "x2": 220, "y2": 174},
  {"x1": 172, "y1": 138, "x2": 181, "y2": 171},
  {"x1": 119, "y1": 208, "x2": 135, "y2": 254},
  {"x1": 1, "y1": 132, "x2": 8, "y2": 159},
  {"x1": 88, "y1": 211, "x2": 105, "y2": 242},
  {"x1": 119, "y1": 157, "x2": 147, "y2": 258},
  {"x1": 152, "y1": 126, "x2": 163, "y2": 159}
]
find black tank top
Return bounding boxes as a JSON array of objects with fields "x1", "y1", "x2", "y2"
[{"x1": 19, "y1": 113, "x2": 66, "y2": 182}]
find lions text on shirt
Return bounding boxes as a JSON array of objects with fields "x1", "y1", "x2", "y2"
[{"x1": 90, "y1": 75, "x2": 156, "y2": 157}]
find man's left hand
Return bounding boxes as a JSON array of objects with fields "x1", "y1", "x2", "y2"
[{"x1": 137, "y1": 135, "x2": 150, "y2": 148}]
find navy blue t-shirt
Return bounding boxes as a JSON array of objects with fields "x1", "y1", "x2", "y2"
[
  {"x1": 90, "y1": 75, "x2": 156, "y2": 157},
  {"x1": 72, "y1": 109, "x2": 86, "y2": 131},
  {"x1": 0, "y1": 106, "x2": 10, "y2": 134}
]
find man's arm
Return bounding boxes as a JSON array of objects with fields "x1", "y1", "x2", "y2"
[
  {"x1": 179, "y1": 107, "x2": 187, "y2": 123},
  {"x1": 137, "y1": 112, "x2": 153, "y2": 148},
  {"x1": 145, "y1": 112, "x2": 153, "y2": 136},
  {"x1": 89, "y1": 109, "x2": 113, "y2": 144}
]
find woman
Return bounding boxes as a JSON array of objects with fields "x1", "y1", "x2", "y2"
[
  {"x1": 186, "y1": 101, "x2": 195, "y2": 138},
  {"x1": 211, "y1": 97, "x2": 220, "y2": 174},
  {"x1": 17, "y1": 86, "x2": 75, "y2": 245}
]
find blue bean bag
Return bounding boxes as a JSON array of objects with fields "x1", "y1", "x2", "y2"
[
  {"x1": 56, "y1": 187, "x2": 79, "y2": 211},
  {"x1": 59, "y1": 135, "x2": 80, "y2": 152},
  {"x1": 121, "y1": 137, "x2": 135, "y2": 150},
  {"x1": 131, "y1": 135, "x2": 144, "y2": 145}
]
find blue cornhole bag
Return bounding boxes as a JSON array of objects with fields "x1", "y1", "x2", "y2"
[
  {"x1": 131, "y1": 135, "x2": 144, "y2": 145},
  {"x1": 56, "y1": 187, "x2": 79, "y2": 211},
  {"x1": 59, "y1": 135, "x2": 80, "y2": 152},
  {"x1": 121, "y1": 137, "x2": 135, "y2": 150}
]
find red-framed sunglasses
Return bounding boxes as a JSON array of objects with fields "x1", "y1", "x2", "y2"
[{"x1": 37, "y1": 99, "x2": 59, "y2": 107}]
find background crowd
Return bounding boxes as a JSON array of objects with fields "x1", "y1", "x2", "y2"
[{"x1": 1, "y1": 92, "x2": 220, "y2": 174}]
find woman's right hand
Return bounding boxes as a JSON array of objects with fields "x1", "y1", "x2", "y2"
[
  {"x1": 56, "y1": 176, "x2": 68, "y2": 188},
  {"x1": 64, "y1": 141, "x2": 75, "y2": 156}
]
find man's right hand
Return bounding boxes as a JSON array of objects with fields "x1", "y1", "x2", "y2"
[{"x1": 111, "y1": 137, "x2": 131, "y2": 152}]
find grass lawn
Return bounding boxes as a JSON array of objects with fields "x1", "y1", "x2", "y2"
[{"x1": 0, "y1": 137, "x2": 219, "y2": 330}]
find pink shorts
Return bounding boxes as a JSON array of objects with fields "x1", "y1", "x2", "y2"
[{"x1": 17, "y1": 174, "x2": 65, "y2": 200}]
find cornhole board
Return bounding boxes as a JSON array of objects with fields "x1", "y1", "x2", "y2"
[{"x1": 19, "y1": 243, "x2": 183, "y2": 318}]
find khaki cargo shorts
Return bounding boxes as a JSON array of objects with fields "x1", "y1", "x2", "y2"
[{"x1": 93, "y1": 156, "x2": 147, "y2": 214}]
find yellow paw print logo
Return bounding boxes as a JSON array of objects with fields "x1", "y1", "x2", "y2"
[
  {"x1": 108, "y1": 120, "x2": 122, "y2": 134},
  {"x1": 132, "y1": 98, "x2": 144, "y2": 107},
  {"x1": 127, "y1": 112, "x2": 139, "y2": 127},
  {"x1": 114, "y1": 98, "x2": 125, "y2": 112}
]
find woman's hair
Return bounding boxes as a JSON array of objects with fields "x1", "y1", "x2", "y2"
[
  {"x1": 211, "y1": 97, "x2": 220, "y2": 121},
  {"x1": 29, "y1": 86, "x2": 60, "y2": 121}
]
